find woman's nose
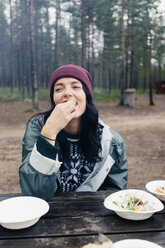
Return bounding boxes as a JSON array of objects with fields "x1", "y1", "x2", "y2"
[{"x1": 63, "y1": 88, "x2": 73, "y2": 97}]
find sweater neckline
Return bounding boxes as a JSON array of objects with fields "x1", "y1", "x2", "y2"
[{"x1": 61, "y1": 129, "x2": 80, "y2": 140}]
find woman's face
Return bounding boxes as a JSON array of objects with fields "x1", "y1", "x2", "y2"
[{"x1": 53, "y1": 77, "x2": 86, "y2": 119}]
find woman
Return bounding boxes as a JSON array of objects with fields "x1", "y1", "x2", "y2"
[{"x1": 19, "y1": 64, "x2": 128, "y2": 200}]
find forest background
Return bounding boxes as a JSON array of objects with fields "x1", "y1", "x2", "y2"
[
  {"x1": 0, "y1": 0, "x2": 165, "y2": 108},
  {"x1": 0, "y1": 0, "x2": 165, "y2": 193}
]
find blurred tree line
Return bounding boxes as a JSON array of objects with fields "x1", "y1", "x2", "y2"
[{"x1": 0, "y1": 0, "x2": 165, "y2": 109}]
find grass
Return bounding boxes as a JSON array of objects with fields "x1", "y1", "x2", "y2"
[
  {"x1": 136, "y1": 88, "x2": 156, "y2": 94},
  {"x1": 93, "y1": 88, "x2": 120, "y2": 101},
  {"x1": 24, "y1": 108, "x2": 35, "y2": 113},
  {"x1": 0, "y1": 87, "x2": 121, "y2": 102},
  {"x1": 0, "y1": 87, "x2": 50, "y2": 102},
  {"x1": 0, "y1": 87, "x2": 155, "y2": 103},
  {"x1": 0, "y1": 88, "x2": 22, "y2": 102},
  {"x1": 38, "y1": 89, "x2": 50, "y2": 101}
]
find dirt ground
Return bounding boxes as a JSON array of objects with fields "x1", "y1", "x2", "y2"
[{"x1": 0, "y1": 94, "x2": 165, "y2": 194}]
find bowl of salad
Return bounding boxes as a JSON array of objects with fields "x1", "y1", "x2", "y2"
[
  {"x1": 104, "y1": 189, "x2": 164, "y2": 220},
  {"x1": 146, "y1": 180, "x2": 165, "y2": 202},
  {"x1": 113, "y1": 239, "x2": 163, "y2": 248}
]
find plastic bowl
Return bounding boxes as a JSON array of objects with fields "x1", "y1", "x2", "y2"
[
  {"x1": 104, "y1": 189, "x2": 164, "y2": 220},
  {"x1": 0, "y1": 196, "x2": 49, "y2": 229},
  {"x1": 146, "y1": 180, "x2": 165, "y2": 202},
  {"x1": 114, "y1": 239, "x2": 163, "y2": 248}
]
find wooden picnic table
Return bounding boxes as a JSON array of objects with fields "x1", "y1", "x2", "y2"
[{"x1": 0, "y1": 191, "x2": 165, "y2": 247}]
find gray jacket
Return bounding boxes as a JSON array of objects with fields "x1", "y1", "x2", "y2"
[{"x1": 19, "y1": 117, "x2": 128, "y2": 200}]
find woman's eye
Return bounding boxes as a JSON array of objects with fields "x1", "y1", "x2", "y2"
[
  {"x1": 73, "y1": 86, "x2": 81, "y2": 89},
  {"x1": 55, "y1": 88, "x2": 62, "y2": 92}
]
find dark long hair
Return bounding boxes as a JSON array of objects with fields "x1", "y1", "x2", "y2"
[
  {"x1": 57, "y1": 84, "x2": 102, "y2": 162},
  {"x1": 33, "y1": 83, "x2": 102, "y2": 163}
]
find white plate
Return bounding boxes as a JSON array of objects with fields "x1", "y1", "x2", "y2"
[
  {"x1": 0, "y1": 196, "x2": 49, "y2": 229},
  {"x1": 114, "y1": 239, "x2": 163, "y2": 248},
  {"x1": 104, "y1": 189, "x2": 164, "y2": 220},
  {"x1": 146, "y1": 180, "x2": 165, "y2": 201}
]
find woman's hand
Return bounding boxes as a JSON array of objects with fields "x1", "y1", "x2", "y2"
[{"x1": 41, "y1": 100, "x2": 77, "y2": 143}]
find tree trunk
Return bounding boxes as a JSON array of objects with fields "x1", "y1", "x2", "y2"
[
  {"x1": 9, "y1": 0, "x2": 14, "y2": 95},
  {"x1": 54, "y1": 0, "x2": 61, "y2": 68},
  {"x1": 149, "y1": 36, "x2": 154, "y2": 105},
  {"x1": 25, "y1": 0, "x2": 31, "y2": 97},
  {"x1": 87, "y1": 23, "x2": 90, "y2": 72},
  {"x1": 34, "y1": 9, "x2": 39, "y2": 86},
  {"x1": 20, "y1": 0, "x2": 28, "y2": 101},
  {"x1": 45, "y1": 5, "x2": 52, "y2": 87},
  {"x1": 125, "y1": 18, "x2": 130, "y2": 90},
  {"x1": 15, "y1": 0, "x2": 21, "y2": 92},
  {"x1": 119, "y1": 4, "x2": 125, "y2": 106},
  {"x1": 142, "y1": 41, "x2": 148, "y2": 91},
  {"x1": 107, "y1": 31, "x2": 112, "y2": 93},
  {"x1": 129, "y1": 15, "x2": 135, "y2": 88},
  {"x1": 158, "y1": 61, "x2": 161, "y2": 82},
  {"x1": 91, "y1": 24, "x2": 95, "y2": 88},
  {"x1": 41, "y1": 25, "x2": 46, "y2": 87},
  {"x1": 102, "y1": 38, "x2": 107, "y2": 90},
  {"x1": 29, "y1": 0, "x2": 39, "y2": 110},
  {"x1": 81, "y1": 0, "x2": 87, "y2": 68}
]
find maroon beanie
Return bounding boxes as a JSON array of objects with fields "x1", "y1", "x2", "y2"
[{"x1": 49, "y1": 64, "x2": 92, "y2": 97}]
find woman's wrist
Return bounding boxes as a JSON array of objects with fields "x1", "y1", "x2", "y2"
[
  {"x1": 43, "y1": 137, "x2": 55, "y2": 146},
  {"x1": 41, "y1": 135, "x2": 56, "y2": 146},
  {"x1": 36, "y1": 135, "x2": 60, "y2": 159},
  {"x1": 41, "y1": 135, "x2": 56, "y2": 141},
  {"x1": 41, "y1": 129, "x2": 57, "y2": 145}
]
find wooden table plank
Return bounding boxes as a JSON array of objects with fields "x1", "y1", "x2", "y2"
[
  {"x1": 0, "y1": 232, "x2": 164, "y2": 248},
  {"x1": 0, "y1": 191, "x2": 110, "y2": 201},
  {"x1": 0, "y1": 213, "x2": 165, "y2": 239},
  {"x1": 1, "y1": 191, "x2": 164, "y2": 216},
  {"x1": 47, "y1": 201, "x2": 114, "y2": 217},
  {"x1": 47, "y1": 201, "x2": 165, "y2": 217}
]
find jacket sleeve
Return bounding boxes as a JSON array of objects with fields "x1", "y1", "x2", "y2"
[
  {"x1": 19, "y1": 117, "x2": 61, "y2": 200},
  {"x1": 99, "y1": 131, "x2": 128, "y2": 191}
]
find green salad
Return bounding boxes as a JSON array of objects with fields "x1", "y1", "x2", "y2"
[{"x1": 112, "y1": 193, "x2": 151, "y2": 211}]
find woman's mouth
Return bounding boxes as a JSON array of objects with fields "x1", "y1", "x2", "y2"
[{"x1": 63, "y1": 100, "x2": 78, "y2": 105}]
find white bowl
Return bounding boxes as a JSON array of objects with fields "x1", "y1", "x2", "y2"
[
  {"x1": 0, "y1": 196, "x2": 49, "y2": 229},
  {"x1": 146, "y1": 180, "x2": 165, "y2": 202},
  {"x1": 104, "y1": 189, "x2": 164, "y2": 220},
  {"x1": 114, "y1": 239, "x2": 163, "y2": 248}
]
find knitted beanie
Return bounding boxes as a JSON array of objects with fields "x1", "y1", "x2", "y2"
[{"x1": 49, "y1": 64, "x2": 92, "y2": 97}]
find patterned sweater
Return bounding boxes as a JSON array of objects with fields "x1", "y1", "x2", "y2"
[{"x1": 59, "y1": 126, "x2": 103, "y2": 192}]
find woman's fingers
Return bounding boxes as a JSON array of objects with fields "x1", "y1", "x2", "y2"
[
  {"x1": 54, "y1": 100, "x2": 77, "y2": 118},
  {"x1": 43, "y1": 100, "x2": 77, "y2": 137}
]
